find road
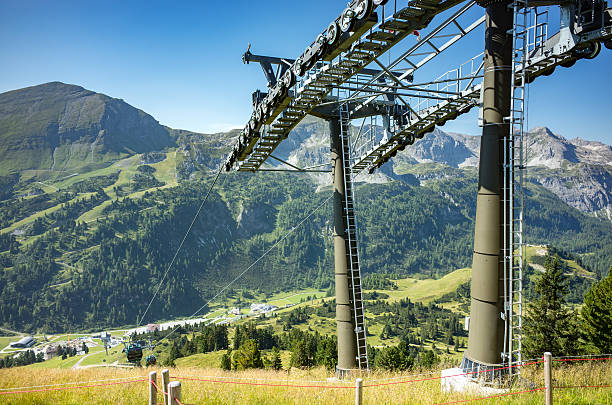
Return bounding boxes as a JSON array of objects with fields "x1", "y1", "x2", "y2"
[{"x1": 72, "y1": 351, "x2": 99, "y2": 369}]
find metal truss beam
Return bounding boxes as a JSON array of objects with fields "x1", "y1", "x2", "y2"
[
  {"x1": 243, "y1": 49, "x2": 405, "y2": 88},
  {"x1": 231, "y1": 0, "x2": 611, "y2": 176},
  {"x1": 352, "y1": 1, "x2": 485, "y2": 114},
  {"x1": 350, "y1": 14, "x2": 612, "y2": 175},
  {"x1": 233, "y1": 0, "x2": 470, "y2": 172}
]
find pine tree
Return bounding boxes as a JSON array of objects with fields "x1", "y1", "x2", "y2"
[
  {"x1": 220, "y1": 349, "x2": 232, "y2": 371},
  {"x1": 290, "y1": 340, "x2": 313, "y2": 368},
  {"x1": 232, "y1": 339, "x2": 264, "y2": 370},
  {"x1": 582, "y1": 267, "x2": 612, "y2": 353},
  {"x1": 523, "y1": 255, "x2": 581, "y2": 358},
  {"x1": 271, "y1": 347, "x2": 282, "y2": 371}
]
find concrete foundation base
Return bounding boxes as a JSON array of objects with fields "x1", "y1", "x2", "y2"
[{"x1": 441, "y1": 368, "x2": 509, "y2": 395}]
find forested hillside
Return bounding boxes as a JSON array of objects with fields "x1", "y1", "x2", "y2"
[
  {"x1": 1, "y1": 165, "x2": 611, "y2": 333},
  {"x1": 1, "y1": 83, "x2": 610, "y2": 334}
]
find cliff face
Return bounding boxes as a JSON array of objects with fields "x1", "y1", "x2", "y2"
[
  {"x1": 0, "y1": 82, "x2": 174, "y2": 175},
  {"x1": 520, "y1": 128, "x2": 612, "y2": 217}
]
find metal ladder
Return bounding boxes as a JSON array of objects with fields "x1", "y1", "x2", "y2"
[
  {"x1": 339, "y1": 103, "x2": 369, "y2": 370},
  {"x1": 503, "y1": 0, "x2": 529, "y2": 379}
]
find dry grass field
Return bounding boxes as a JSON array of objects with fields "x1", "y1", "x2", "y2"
[{"x1": 0, "y1": 359, "x2": 610, "y2": 404}]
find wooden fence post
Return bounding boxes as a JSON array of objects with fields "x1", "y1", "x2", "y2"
[
  {"x1": 544, "y1": 352, "x2": 552, "y2": 405},
  {"x1": 162, "y1": 369, "x2": 170, "y2": 405},
  {"x1": 168, "y1": 381, "x2": 181, "y2": 405},
  {"x1": 355, "y1": 378, "x2": 363, "y2": 405},
  {"x1": 149, "y1": 371, "x2": 157, "y2": 405}
]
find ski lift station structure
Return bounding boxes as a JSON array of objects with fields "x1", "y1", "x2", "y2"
[{"x1": 223, "y1": 0, "x2": 612, "y2": 379}]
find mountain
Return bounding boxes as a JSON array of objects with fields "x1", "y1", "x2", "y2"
[
  {"x1": 394, "y1": 129, "x2": 480, "y2": 168},
  {"x1": 0, "y1": 82, "x2": 174, "y2": 175},
  {"x1": 389, "y1": 126, "x2": 612, "y2": 171},
  {"x1": 0, "y1": 83, "x2": 610, "y2": 333},
  {"x1": 264, "y1": 122, "x2": 612, "y2": 219}
]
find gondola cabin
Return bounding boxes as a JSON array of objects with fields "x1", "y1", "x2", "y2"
[
  {"x1": 126, "y1": 343, "x2": 143, "y2": 364},
  {"x1": 145, "y1": 354, "x2": 157, "y2": 366}
]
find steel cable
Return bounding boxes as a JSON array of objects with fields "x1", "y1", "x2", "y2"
[
  {"x1": 136, "y1": 165, "x2": 226, "y2": 328},
  {"x1": 153, "y1": 194, "x2": 332, "y2": 347}
]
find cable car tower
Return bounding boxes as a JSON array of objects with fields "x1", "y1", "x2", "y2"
[{"x1": 224, "y1": 0, "x2": 611, "y2": 379}]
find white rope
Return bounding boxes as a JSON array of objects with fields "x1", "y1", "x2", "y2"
[
  {"x1": 172, "y1": 373, "x2": 353, "y2": 385},
  {"x1": 0, "y1": 376, "x2": 148, "y2": 391},
  {"x1": 553, "y1": 354, "x2": 612, "y2": 359}
]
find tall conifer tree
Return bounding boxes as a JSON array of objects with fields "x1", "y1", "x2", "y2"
[
  {"x1": 523, "y1": 255, "x2": 580, "y2": 358},
  {"x1": 582, "y1": 266, "x2": 612, "y2": 353}
]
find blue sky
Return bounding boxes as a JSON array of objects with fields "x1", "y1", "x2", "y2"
[{"x1": 1, "y1": 0, "x2": 611, "y2": 144}]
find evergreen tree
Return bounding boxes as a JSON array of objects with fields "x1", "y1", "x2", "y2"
[
  {"x1": 233, "y1": 326, "x2": 242, "y2": 350},
  {"x1": 166, "y1": 343, "x2": 180, "y2": 367},
  {"x1": 271, "y1": 347, "x2": 282, "y2": 371},
  {"x1": 418, "y1": 350, "x2": 439, "y2": 368},
  {"x1": 582, "y1": 267, "x2": 612, "y2": 353},
  {"x1": 374, "y1": 346, "x2": 404, "y2": 370},
  {"x1": 232, "y1": 339, "x2": 263, "y2": 370},
  {"x1": 523, "y1": 255, "x2": 581, "y2": 358},
  {"x1": 314, "y1": 337, "x2": 337, "y2": 370},
  {"x1": 220, "y1": 349, "x2": 232, "y2": 371},
  {"x1": 290, "y1": 340, "x2": 313, "y2": 368}
]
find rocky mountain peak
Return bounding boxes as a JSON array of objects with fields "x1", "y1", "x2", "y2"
[
  {"x1": 524, "y1": 127, "x2": 579, "y2": 169},
  {"x1": 405, "y1": 129, "x2": 478, "y2": 168}
]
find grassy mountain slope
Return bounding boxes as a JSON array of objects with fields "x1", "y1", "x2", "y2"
[{"x1": 0, "y1": 82, "x2": 174, "y2": 175}]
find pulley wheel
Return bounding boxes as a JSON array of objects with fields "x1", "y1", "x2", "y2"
[
  {"x1": 327, "y1": 22, "x2": 340, "y2": 46},
  {"x1": 584, "y1": 41, "x2": 601, "y2": 59},
  {"x1": 340, "y1": 8, "x2": 356, "y2": 32},
  {"x1": 573, "y1": 41, "x2": 601, "y2": 60},
  {"x1": 293, "y1": 56, "x2": 305, "y2": 77},
  {"x1": 262, "y1": 99, "x2": 271, "y2": 115},
  {"x1": 302, "y1": 47, "x2": 316, "y2": 70},
  {"x1": 282, "y1": 69, "x2": 296, "y2": 88},
  {"x1": 541, "y1": 66, "x2": 555, "y2": 76},
  {"x1": 315, "y1": 35, "x2": 327, "y2": 59},
  {"x1": 354, "y1": 0, "x2": 373, "y2": 20}
]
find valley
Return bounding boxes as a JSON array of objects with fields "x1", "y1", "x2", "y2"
[{"x1": 0, "y1": 82, "x2": 610, "y2": 373}]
